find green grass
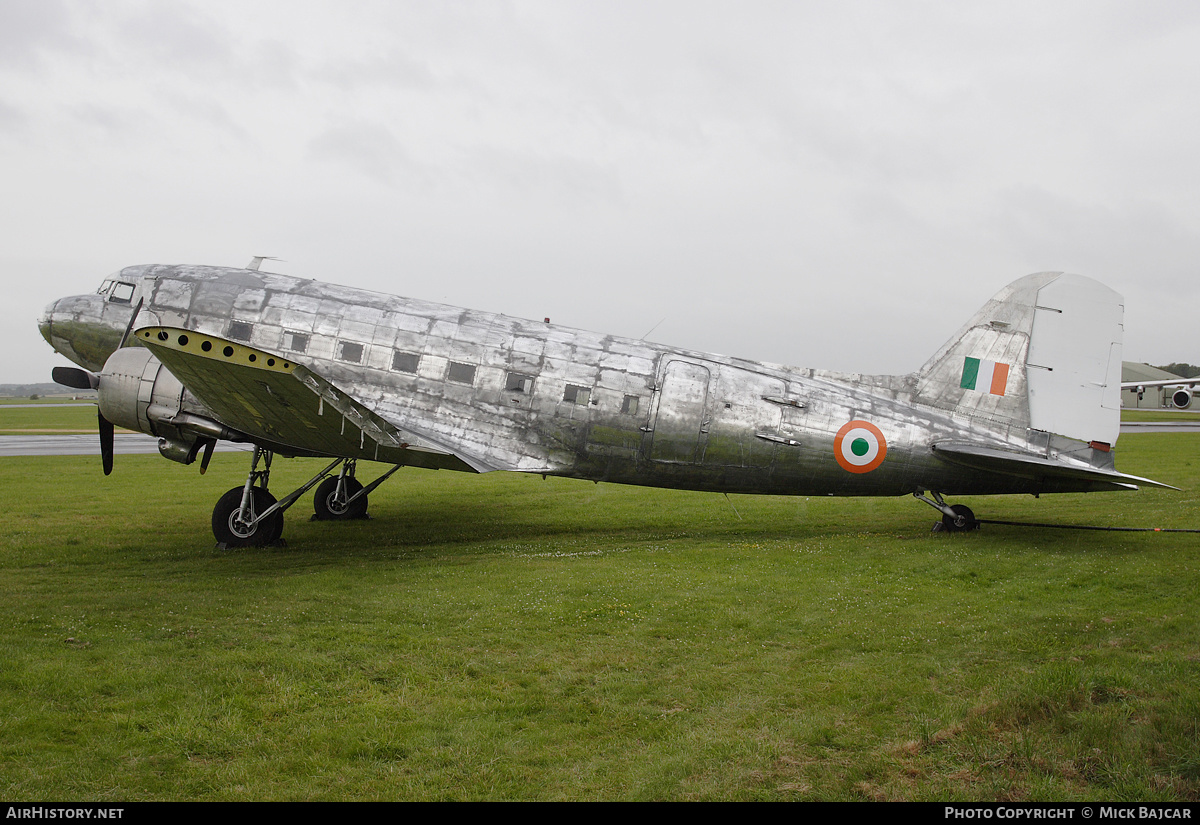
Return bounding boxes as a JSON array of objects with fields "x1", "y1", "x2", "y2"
[
  {"x1": 1, "y1": 433, "x2": 1198, "y2": 800},
  {"x1": 1121, "y1": 409, "x2": 1200, "y2": 422},
  {"x1": 0, "y1": 403, "x2": 102, "y2": 433},
  {"x1": 0, "y1": 396, "x2": 96, "y2": 405}
]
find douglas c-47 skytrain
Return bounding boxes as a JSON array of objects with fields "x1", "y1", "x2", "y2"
[{"x1": 39, "y1": 261, "x2": 1171, "y2": 546}]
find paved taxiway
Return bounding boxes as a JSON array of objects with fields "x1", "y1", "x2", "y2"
[
  {"x1": 0, "y1": 434, "x2": 251, "y2": 457},
  {"x1": 1118, "y1": 422, "x2": 1200, "y2": 433}
]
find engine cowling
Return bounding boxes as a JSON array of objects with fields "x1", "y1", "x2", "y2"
[
  {"x1": 1171, "y1": 388, "x2": 1192, "y2": 409},
  {"x1": 96, "y1": 347, "x2": 235, "y2": 464}
]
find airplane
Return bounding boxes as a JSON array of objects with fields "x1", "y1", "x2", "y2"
[
  {"x1": 1121, "y1": 377, "x2": 1199, "y2": 409},
  {"x1": 39, "y1": 263, "x2": 1172, "y2": 547}
]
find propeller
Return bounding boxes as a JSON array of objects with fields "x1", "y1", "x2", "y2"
[
  {"x1": 51, "y1": 366, "x2": 97, "y2": 391},
  {"x1": 198, "y1": 438, "x2": 216, "y2": 475},
  {"x1": 98, "y1": 410, "x2": 114, "y2": 475},
  {"x1": 52, "y1": 366, "x2": 115, "y2": 475},
  {"x1": 118, "y1": 297, "x2": 143, "y2": 349},
  {"x1": 48, "y1": 298, "x2": 145, "y2": 475}
]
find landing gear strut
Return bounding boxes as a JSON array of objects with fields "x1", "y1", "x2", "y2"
[
  {"x1": 210, "y1": 450, "x2": 404, "y2": 548},
  {"x1": 914, "y1": 492, "x2": 980, "y2": 533},
  {"x1": 212, "y1": 446, "x2": 285, "y2": 548},
  {"x1": 212, "y1": 485, "x2": 283, "y2": 547},
  {"x1": 311, "y1": 460, "x2": 404, "y2": 522},
  {"x1": 313, "y1": 460, "x2": 368, "y2": 520}
]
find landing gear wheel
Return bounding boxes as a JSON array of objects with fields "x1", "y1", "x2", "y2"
[
  {"x1": 941, "y1": 504, "x2": 979, "y2": 533},
  {"x1": 313, "y1": 476, "x2": 367, "y2": 520},
  {"x1": 212, "y1": 486, "x2": 284, "y2": 547}
]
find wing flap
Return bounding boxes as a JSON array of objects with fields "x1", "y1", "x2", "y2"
[{"x1": 135, "y1": 326, "x2": 495, "y2": 472}]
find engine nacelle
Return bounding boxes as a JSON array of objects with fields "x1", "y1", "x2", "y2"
[
  {"x1": 96, "y1": 347, "x2": 234, "y2": 464},
  {"x1": 1171, "y1": 388, "x2": 1192, "y2": 409}
]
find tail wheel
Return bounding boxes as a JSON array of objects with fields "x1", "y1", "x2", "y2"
[
  {"x1": 212, "y1": 486, "x2": 284, "y2": 547},
  {"x1": 314, "y1": 476, "x2": 368, "y2": 520},
  {"x1": 941, "y1": 504, "x2": 979, "y2": 532}
]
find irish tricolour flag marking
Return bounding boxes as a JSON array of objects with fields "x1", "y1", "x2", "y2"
[
  {"x1": 960, "y1": 357, "x2": 1009, "y2": 396},
  {"x1": 834, "y1": 420, "x2": 887, "y2": 474}
]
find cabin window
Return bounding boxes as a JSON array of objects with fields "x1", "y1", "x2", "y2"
[
  {"x1": 338, "y1": 341, "x2": 364, "y2": 363},
  {"x1": 282, "y1": 331, "x2": 309, "y2": 353},
  {"x1": 621, "y1": 395, "x2": 640, "y2": 415},
  {"x1": 392, "y1": 351, "x2": 420, "y2": 373},
  {"x1": 109, "y1": 281, "x2": 135, "y2": 304},
  {"x1": 506, "y1": 372, "x2": 534, "y2": 393},
  {"x1": 563, "y1": 384, "x2": 591, "y2": 406},
  {"x1": 228, "y1": 321, "x2": 253, "y2": 342},
  {"x1": 448, "y1": 362, "x2": 476, "y2": 385}
]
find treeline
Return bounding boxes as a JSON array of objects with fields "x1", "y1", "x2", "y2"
[
  {"x1": 0, "y1": 383, "x2": 94, "y2": 398},
  {"x1": 1154, "y1": 363, "x2": 1200, "y2": 378}
]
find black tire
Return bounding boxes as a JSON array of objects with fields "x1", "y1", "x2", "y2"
[
  {"x1": 941, "y1": 504, "x2": 979, "y2": 533},
  {"x1": 313, "y1": 476, "x2": 367, "y2": 520},
  {"x1": 212, "y1": 486, "x2": 284, "y2": 547}
]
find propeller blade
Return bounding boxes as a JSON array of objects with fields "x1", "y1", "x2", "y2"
[
  {"x1": 98, "y1": 411, "x2": 114, "y2": 476},
  {"x1": 116, "y1": 297, "x2": 144, "y2": 350},
  {"x1": 199, "y1": 438, "x2": 215, "y2": 475},
  {"x1": 52, "y1": 366, "x2": 99, "y2": 390}
]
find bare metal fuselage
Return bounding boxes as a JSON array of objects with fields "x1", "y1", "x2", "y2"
[{"x1": 41, "y1": 264, "x2": 1135, "y2": 500}]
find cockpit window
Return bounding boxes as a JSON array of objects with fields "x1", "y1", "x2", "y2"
[{"x1": 108, "y1": 282, "x2": 136, "y2": 304}]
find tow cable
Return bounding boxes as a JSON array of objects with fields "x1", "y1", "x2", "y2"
[{"x1": 976, "y1": 519, "x2": 1200, "y2": 533}]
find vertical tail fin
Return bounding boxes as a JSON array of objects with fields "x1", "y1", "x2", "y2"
[{"x1": 914, "y1": 272, "x2": 1123, "y2": 446}]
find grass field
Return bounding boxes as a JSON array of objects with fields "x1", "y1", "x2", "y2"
[
  {"x1": 1, "y1": 434, "x2": 1199, "y2": 800},
  {"x1": 0, "y1": 403, "x2": 122, "y2": 434},
  {"x1": 1121, "y1": 409, "x2": 1200, "y2": 422}
]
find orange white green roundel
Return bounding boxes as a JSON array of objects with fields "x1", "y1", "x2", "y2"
[{"x1": 834, "y1": 420, "x2": 887, "y2": 473}]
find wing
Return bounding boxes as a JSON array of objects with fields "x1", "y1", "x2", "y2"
[
  {"x1": 134, "y1": 326, "x2": 498, "y2": 473},
  {"x1": 932, "y1": 441, "x2": 1177, "y2": 491},
  {"x1": 1118, "y1": 381, "x2": 1195, "y2": 390},
  {"x1": 1121, "y1": 379, "x2": 1199, "y2": 389}
]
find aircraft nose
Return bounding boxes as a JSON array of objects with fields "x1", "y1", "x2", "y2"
[
  {"x1": 39, "y1": 291, "x2": 128, "y2": 372},
  {"x1": 38, "y1": 298, "x2": 60, "y2": 346}
]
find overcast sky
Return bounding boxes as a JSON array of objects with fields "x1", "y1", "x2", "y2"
[{"x1": 5, "y1": 0, "x2": 1199, "y2": 385}]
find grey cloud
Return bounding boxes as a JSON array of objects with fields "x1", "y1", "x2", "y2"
[
  {"x1": 307, "y1": 120, "x2": 425, "y2": 188},
  {"x1": 0, "y1": 0, "x2": 82, "y2": 69}
]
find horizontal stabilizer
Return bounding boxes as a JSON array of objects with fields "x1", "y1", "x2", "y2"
[{"x1": 932, "y1": 441, "x2": 1177, "y2": 491}]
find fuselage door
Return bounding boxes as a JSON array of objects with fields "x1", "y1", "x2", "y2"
[{"x1": 649, "y1": 360, "x2": 711, "y2": 463}]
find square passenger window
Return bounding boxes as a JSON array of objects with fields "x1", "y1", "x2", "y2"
[
  {"x1": 447, "y1": 362, "x2": 476, "y2": 385},
  {"x1": 563, "y1": 384, "x2": 591, "y2": 406},
  {"x1": 621, "y1": 395, "x2": 640, "y2": 415},
  {"x1": 392, "y1": 351, "x2": 420, "y2": 373},
  {"x1": 228, "y1": 321, "x2": 253, "y2": 342},
  {"x1": 338, "y1": 341, "x2": 364, "y2": 363},
  {"x1": 282, "y1": 331, "x2": 308, "y2": 353},
  {"x1": 506, "y1": 372, "x2": 534, "y2": 393}
]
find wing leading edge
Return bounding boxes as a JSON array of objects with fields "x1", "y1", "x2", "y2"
[{"x1": 135, "y1": 326, "x2": 497, "y2": 473}]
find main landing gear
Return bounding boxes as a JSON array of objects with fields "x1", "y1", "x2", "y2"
[
  {"x1": 211, "y1": 448, "x2": 402, "y2": 548},
  {"x1": 914, "y1": 492, "x2": 980, "y2": 533}
]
